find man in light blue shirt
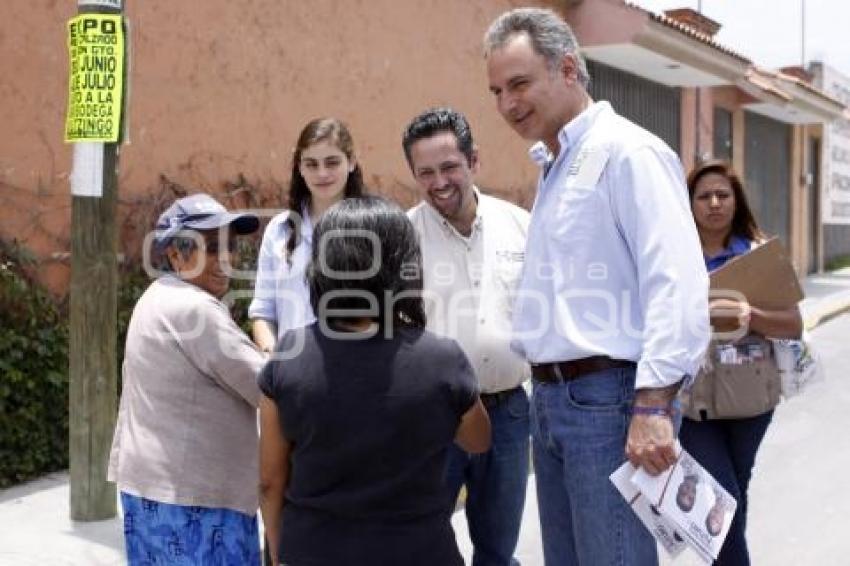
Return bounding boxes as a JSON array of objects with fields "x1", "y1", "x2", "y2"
[{"x1": 484, "y1": 8, "x2": 710, "y2": 565}]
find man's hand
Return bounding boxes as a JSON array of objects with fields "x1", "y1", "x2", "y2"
[
  {"x1": 625, "y1": 412, "x2": 676, "y2": 475},
  {"x1": 625, "y1": 385, "x2": 678, "y2": 475}
]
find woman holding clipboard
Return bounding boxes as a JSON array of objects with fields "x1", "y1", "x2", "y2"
[{"x1": 681, "y1": 160, "x2": 802, "y2": 565}]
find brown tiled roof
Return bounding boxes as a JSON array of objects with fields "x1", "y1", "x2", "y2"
[
  {"x1": 743, "y1": 68, "x2": 792, "y2": 102},
  {"x1": 616, "y1": 2, "x2": 845, "y2": 113},
  {"x1": 757, "y1": 66, "x2": 845, "y2": 106},
  {"x1": 622, "y1": 1, "x2": 751, "y2": 64},
  {"x1": 663, "y1": 8, "x2": 721, "y2": 37}
]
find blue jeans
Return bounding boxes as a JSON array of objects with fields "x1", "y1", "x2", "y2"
[
  {"x1": 532, "y1": 367, "x2": 657, "y2": 566},
  {"x1": 445, "y1": 386, "x2": 530, "y2": 566},
  {"x1": 679, "y1": 411, "x2": 774, "y2": 566}
]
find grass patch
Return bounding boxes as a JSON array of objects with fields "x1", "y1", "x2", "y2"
[{"x1": 825, "y1": 254, "x2": 850, "y2": 272}]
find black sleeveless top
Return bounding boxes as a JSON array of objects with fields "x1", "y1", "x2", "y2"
[{"x1": 259, "y1": 323, "x2": 477, "y2": 566}]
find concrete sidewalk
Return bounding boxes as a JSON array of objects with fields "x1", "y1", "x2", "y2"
[
  {"x1": 0, "y1": 473, "x2": 122, "y2": 565},
  {"x1": 800, "y1": 267, "x2": 850, "y2": 329},
  {"x1": 2, "y1": 269, "x2": 849, "y2": 566}
]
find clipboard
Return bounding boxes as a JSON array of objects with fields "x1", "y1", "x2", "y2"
[{"x1": 709, "y1": 237, "x2": 803, "y2": 309}]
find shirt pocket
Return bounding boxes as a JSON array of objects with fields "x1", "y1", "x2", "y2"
[
  {"x1": 550, "y1": 182, "x2": 603, "y2": 245},
  {"x1": 494, "y1": 250, "x2": 525, "y2": 287},
  {"x1": 493, "y1": 250, "x2": 525, "y2": 316}
]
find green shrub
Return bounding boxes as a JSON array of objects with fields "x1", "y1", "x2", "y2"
[
  {"x1": 228, "y1": 236, "x2": 261, "y2": 336},
  {"x1": 0, "y1": 240, "x2": 69, "y2": 488},
  {"x1": 825, "y1": 254, "x2": 850, "y2": 272},
  {"x1": 116, "y1": 264, "x2": 150, "y2": 392},
  {"x1": 0, "y1": 247, "x2": 161, "y2": 487}
]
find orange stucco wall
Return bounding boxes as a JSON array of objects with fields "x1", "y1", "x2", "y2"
[
  {"x1": 565, "y1": 0, "x2": 646, "y2": 47},
  {"x1": 2, "y1": 0, "x2": 557, "y2": 293},
  {"x1": 679, "y1": 87, "x2": 716, "y2": 173},
  {"x1": 4, "y1": 0, "x2": 819, "y2": 293}
]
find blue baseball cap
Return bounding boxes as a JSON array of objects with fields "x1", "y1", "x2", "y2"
[{"x1": 154, "y1": 193, "x2": 259, "y2": 247}]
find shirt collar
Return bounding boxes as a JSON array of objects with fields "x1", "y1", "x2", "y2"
[
  {"x1": 528, "y1": 142, "x2": 550, "y2": 167},
  {"x1": 728, "y1": 235, "x2": 751, "y2": 255},
  {"x1": 527, "y1": 101, "x2": 611, "y2": 167},
  {"x1": 705, "y1": 235, "x2": 751, "y2": 270}
]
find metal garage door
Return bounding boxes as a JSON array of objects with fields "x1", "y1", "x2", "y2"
[
  {"x1": 586, "y1": 60, "x2": 681, "y2": 154},
  {"x1": 744, "y1": 111, "x2": 791, "y2": 244}
]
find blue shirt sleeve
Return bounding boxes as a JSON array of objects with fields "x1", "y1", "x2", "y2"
[{"x1": 611, "y1": 145, "x2": 711, "y2": 389}]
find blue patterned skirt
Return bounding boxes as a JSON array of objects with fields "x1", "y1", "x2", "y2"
[{"x1": 120, "y1": 492, "x2": 261, "y2": 565}]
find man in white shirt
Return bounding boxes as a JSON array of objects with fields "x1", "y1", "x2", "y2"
[
  {"x1": 403, "y1": 107, "x2": 531, "y2": 566},
  {"x1": 484, "y1": 8, "x2": 710, "y2": 565}
]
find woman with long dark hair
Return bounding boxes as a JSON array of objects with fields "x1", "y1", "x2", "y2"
[
  {"x1": 681, "y1": 160, "x2": 802, "y2": 565},
  {"x1": 258, "y1": 196, "x2": 490, "y2": 566},
  {"x1": 249, "y1": 117, "x2": 366, "y2": 352}
]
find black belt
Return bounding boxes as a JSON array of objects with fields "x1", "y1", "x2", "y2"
[
  {"x1": 531, "y1": 356, "x2": 635, "y2": 384},
  {"x1": 480, "y1": 386, "x2": 523, "y2": 408}
]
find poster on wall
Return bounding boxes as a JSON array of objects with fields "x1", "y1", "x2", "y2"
[
  {"x1": 816, "y1": 64, "x2": 850, "y2": 225},
  {"x1": 64, "y1": 14, "x2": 125, "y2": 143}
]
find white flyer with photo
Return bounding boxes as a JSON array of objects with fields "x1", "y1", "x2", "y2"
[
  {"x1": 630, "y1": 446, "x2": 737, "y2": 563},
  {"x1": 609, "y1": 462, "x2": 688, "y2": 558}
]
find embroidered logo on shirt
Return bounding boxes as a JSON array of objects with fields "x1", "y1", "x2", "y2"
[
  {"x1": 568, "y1": 147, "x2": 609, "y2": 189},
  {"x1": 495, "y1": 250, "x2": 525, "y2": 263},
  {"x1": 567, "y1": 148, "x2": 589, "y2": 176}
]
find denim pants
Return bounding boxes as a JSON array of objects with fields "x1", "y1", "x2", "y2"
[
  {"x1": 531, "y1": 367, "x2": 657, "y2": 566},
  {"x1": 679, "y1": 411, "x2": 774, "y2": 566},
  {"x1": 445, "y1": 386, "x2": 530, "y2": 566}
]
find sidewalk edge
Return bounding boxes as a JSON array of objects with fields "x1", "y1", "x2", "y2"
[{"x1": 804, "y1": 290, "x2": 850, "y2": 331}]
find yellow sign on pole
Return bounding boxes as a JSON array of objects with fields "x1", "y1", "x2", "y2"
[{"x1": 64, "y1": 14, "x2": 124, "y2": 143}]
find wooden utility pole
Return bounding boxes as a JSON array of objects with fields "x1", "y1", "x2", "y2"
[{"x1": 67, "y1": 0, "x2": 126, "y2": 521}]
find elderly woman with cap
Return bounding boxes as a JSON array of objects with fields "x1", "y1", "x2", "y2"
[{"x1": 108, "y1": 193, "x2": 266, "y2": 565}]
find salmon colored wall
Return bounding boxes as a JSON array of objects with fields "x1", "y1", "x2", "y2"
[
  {"x1": 680, "y1": 87, "x2": 713, "y2": 173},
  {"x1": 0, "y1": 2, "x2": 77, "y2": 291},
  {"x1": 565, "y1": 0, "x2": 646, "y2": 47},
  {"x1": 711, "y1": 86, "x2": 742, "y2": 111},
  {"x1": 2, "y1": 0, "x2": 555, "y2": 293},
  {"x1": 790, "y1": 125, "x2": 808, "y2": 276},
  {"x1": 680, "y1": 89, "x2": 697, "y2": 171}
]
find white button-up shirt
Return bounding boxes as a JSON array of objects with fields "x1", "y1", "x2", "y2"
[
  {"x1": 513, "y1": 101, "x2": 710, "y2": 389},
  {"x1": 248, "y1": 207, "x2": 315, "y2": 339},
  {"x1": 409, "y1": 190, "x2": 531, "y2": 393}
]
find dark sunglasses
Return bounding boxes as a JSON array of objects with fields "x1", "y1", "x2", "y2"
[{"x1": 203, "y1": 238, "x2": 237, "y2": 254}]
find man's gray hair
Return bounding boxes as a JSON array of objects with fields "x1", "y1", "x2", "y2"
[{"x1": 483, "y1": 7, "x2": 590, "y2": 89}]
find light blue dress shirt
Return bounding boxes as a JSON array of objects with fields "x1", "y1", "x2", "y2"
[
  {"x1": 512, "y1": 101, "x2": 710, "y2": 389},
  {"x1": 248, "y1": 207, "x2": 315, "y2": 340}
]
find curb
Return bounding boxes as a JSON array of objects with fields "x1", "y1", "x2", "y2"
[{"x1": 803, "y1": 289, "x2": 850, "y2": 331}]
